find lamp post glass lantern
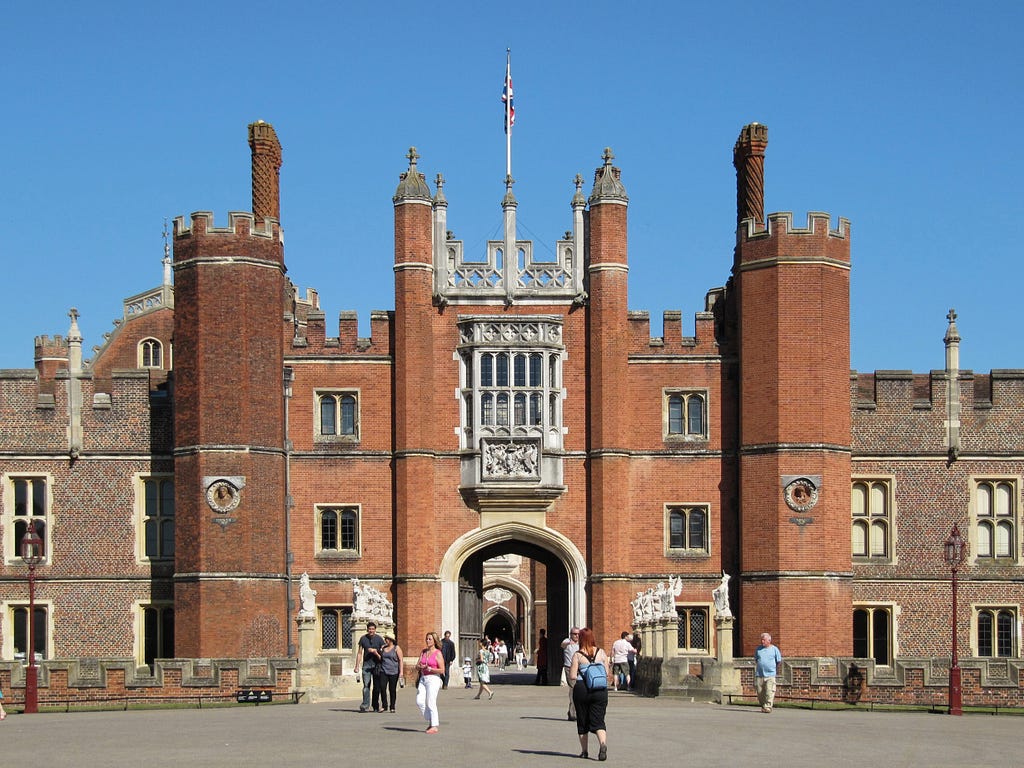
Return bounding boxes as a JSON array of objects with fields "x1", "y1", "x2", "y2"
[
  {"x1": 943, "y1": 523, "x2": 968, "y2": 716},
  {"x1": 20, "y1": 524, "x2": 43, "y2": 714}
]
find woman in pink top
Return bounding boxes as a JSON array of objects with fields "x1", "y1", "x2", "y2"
[{"x1": 416, "y1": 631, "x2": 445, "y2": 733}]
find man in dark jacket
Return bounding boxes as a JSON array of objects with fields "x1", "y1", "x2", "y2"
[{"x1": 441, "y1": 630, "x2": 457, "y2": 689}]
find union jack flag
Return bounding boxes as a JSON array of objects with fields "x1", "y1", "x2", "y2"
[{"x1": 503, "y1": 55, "x2": 515, "y2": 134}]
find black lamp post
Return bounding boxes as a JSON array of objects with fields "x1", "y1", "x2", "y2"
[
  {"x1": 20, "y1": 524, "x2": 43, "y2": 714},
  {"x1": 943, "y1": 523, "x2": 967, "y2": 716}
]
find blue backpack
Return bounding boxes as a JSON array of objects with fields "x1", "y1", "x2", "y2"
[{"x1": 579, "y1": 652, "x2": 608, "y2": 690}]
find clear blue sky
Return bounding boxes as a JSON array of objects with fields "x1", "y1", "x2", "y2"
[{"x1": 1, "y1": 1, "x2": 1021, "y2": 373}]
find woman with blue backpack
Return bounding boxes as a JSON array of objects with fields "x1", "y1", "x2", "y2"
[{"x1": 567, "y1": 627, "x2": 610, "y2": 761}]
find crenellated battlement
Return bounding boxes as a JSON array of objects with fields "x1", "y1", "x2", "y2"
[
  {"x1": 291, "y1": 308, "x2": 392, "y2": 356},
  {"x1": 853, "y1": 368, "x2": 1024, "y2": 412},
  {"x1": 739, "y1": 211, "x2": 850, "y2": 247},
  {"x1": 173, "y1": 211, "x2": 282, "y2": 242},
  {"x1": 34, "y1": 335, "x2": 69, "y2": 358},
  {"x1": 626, "y1": 309, "x2": 720, "y2": 355},
  {"x1": 852, "y1": 368, "x2": 1024, "y2": 457},
  {"x1": 624, "y1": 287, "x2": 726, "y2": 356}
]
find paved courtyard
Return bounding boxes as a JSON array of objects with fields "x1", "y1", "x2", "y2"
[{"x1": 1, "y1": 672, "x2": 1018, "y2": 767}]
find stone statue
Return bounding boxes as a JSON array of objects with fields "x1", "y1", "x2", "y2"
[
  {"x1": 352, "y1": 577, "x2": 395, "y2": 625},
  {"x1": 640, "y1": 587, "x2": 656, "y2": 622},
  {"x1": 657, "y1": 582, "x2": 673, "y2": 617},
  {"x1": 298, "y1": 572, "x2": 317, "y2": 618},
  {"x1": 712, "y1": 571, "x2": 732, "y2": 618},
  {"x1": 662, "y1": 575, "x2": 683, "y2": 618},
  {"x1": 631, "y1": 591, "x2": 644, "y2": 624}
]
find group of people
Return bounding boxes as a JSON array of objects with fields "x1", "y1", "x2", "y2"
[
  {"x1": 355, "y1": 624, "x2": 503, "y2": 734},
  {"x1": 354, "y1": 621, "x2": 406, "y2": 714},
  {"x1": 356, "y1": 619, "x2": 784, "y2": 751}
]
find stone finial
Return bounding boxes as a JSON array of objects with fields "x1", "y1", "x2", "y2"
[
  {"x1": 433, "y1": 173, "x2": 447, "y2": 206},
  {"x1": 393, "y1": 146, "x2": 432, "y2": 203},
  {"x1": 733, "y1": 122, "x2": 768, "y2": 226},
  {"x1": 589, "y1": 147, "x2": 628, "y2": 204},
  {"x1": 571, "y1": 173, "x2": 586, "y2": 207},
  {"x1": 944, "y1": 308, "x2": 961, "y2": 345},
  {"x1": 503, "y1": 174, "x2": 517, "y2": 207},
  {"x1": 248, "y1": 120, "x2": 283, "y2": 222},
  {"x1": 162, "y1": 218, "x2": 172, "y2": 286},
  {"x1": 68, "y1": 307, "x2": 82, "y2": 342}
]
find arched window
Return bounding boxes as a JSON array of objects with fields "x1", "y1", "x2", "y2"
[
  {"x1": 851, "y1": 480, "x2": 891, "y2": 559},
  {"x1": 139, "y1": 338, "x2": 163, "y2": 369},
  {"x1": 665, "y1": 391, "x2": 708, "y2": 439},
  {"x1": 975, "y1": 480, "x2": 1016, "y2": 559},
  {"x1": 319, "y1": 507, "x2": 359, "y2": 553},
  {"x1": 977, "y1": 607, "x2": 1017, "y2": 657},
  {"x1": 143, "y1": 477, "x2": 174, "y2": 559},
  {"x1": 676, "y1": 606, "x2": 709, "y2": 651},
  {"x1": 320, "y1": 396, "x2": 337, "y2": 436},
  {"x1": 317, "y1": 392, "x2": 360, "y2": 440},
  {"x1": 513, "y1": 393, "x2": 527, "y2": 425},
  {"x1": 853, "y1": 606, "x2": 892, "y2": 665},
  {"x1": 687, "y1": 394, "x2": 705, "y2": 435},
  {"x1": 340, "y1": 395, "x2": 357, "y2": 435},
  {"x1": 667, "y1": 506, "x2": 709, "y2": 553}
]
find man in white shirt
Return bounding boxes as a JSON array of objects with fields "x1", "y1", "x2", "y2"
[
  {"x1": 561, "y1": 627, "x2": 580, "y2": 720},
  {"x1": 611, "y1": 631, "x2": 633, "y2": 691}
]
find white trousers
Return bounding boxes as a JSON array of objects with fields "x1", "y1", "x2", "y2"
[{"x1": 416, "y1": 674, "x2": 442, "y2": 727}]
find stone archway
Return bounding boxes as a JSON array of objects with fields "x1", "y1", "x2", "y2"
[{"x1": 439, "y1": 522, "x2": 587, "y2": 684}]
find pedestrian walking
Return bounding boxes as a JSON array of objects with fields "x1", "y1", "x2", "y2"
[
  {"x1": 754, "y1": 632, "x2": 783, "y2": 713},
  {"x1": 416, "y1": 631, "x2": 445, "y2": 733},
  {"x1": 473, "y1": 638, "x2": 495, "y2": 700},
  {"x1": 354, "y1": 621, "x2": 385, "y2": 712},
  {"x1": 561, "y1": 627, "x2": 580, "y2": 720},
  {"x1": 440, "y1": 630, "x2": 457, "y2": 689},
  {"x1": 568, "y1": 627, "x2": 610, "y2": 761},
  {"x1": 379, "y1": 635, "x2": 404, "y2": 713}
]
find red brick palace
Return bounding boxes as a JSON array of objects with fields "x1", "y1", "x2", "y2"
[{"x1": 1, "y1": 122, "x2": 1022, "y2": 698}]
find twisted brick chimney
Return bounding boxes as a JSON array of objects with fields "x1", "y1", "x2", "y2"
[
  {"x1": 733, "y1": 123, "x2": 768, "y2": 227},
  {"x1": 248, "y1": 120, "x2": 282, "y2": 221}
]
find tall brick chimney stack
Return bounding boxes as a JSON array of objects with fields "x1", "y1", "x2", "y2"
[
  {"x1": 733, "y1": 123, "x2": 768, "y2": 227},
  {"x1": 248, "y1": 120, "x2": 282, "y2": 221}
]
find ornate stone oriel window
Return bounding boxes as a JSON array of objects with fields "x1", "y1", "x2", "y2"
[
  {"x1": 457, "y1": 317, "x2": 567, "y2": 511},
  {"x1": 458, "y1": 317, "x2": 564, "y2": 454}
]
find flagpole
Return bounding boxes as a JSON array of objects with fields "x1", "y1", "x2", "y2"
[{"x1": 505, "y1": 48, "x2": 512, "y2": 180}]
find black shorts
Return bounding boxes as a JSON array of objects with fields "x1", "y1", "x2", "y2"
[{"x1": 572, "y1": 680, "x2": 608, "y2": 735}]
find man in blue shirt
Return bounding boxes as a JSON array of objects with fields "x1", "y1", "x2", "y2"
[{"x1": 754, "y1": 632, "x2": 782, "y2": 713}]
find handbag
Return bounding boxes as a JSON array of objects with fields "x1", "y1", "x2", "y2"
[{"x1": 399, "y1": 676, "x2": 406, "y2": 688}]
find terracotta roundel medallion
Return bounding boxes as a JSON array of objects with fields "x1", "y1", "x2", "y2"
[
  {"x1": 206, "y1": 480, "x2": 241, "y2": 513},
  {"x1": 784, "y1": 477, "x2": 819, "y2": 513}
]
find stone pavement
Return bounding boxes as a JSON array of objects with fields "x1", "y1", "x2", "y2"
[{"x1": 0, "y1": 670, "x2": 1017, "y2": 767}]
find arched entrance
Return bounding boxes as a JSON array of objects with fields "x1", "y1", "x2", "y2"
[{"x1": 439, "y1": 522, "x2": 587, "y2": 685}]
